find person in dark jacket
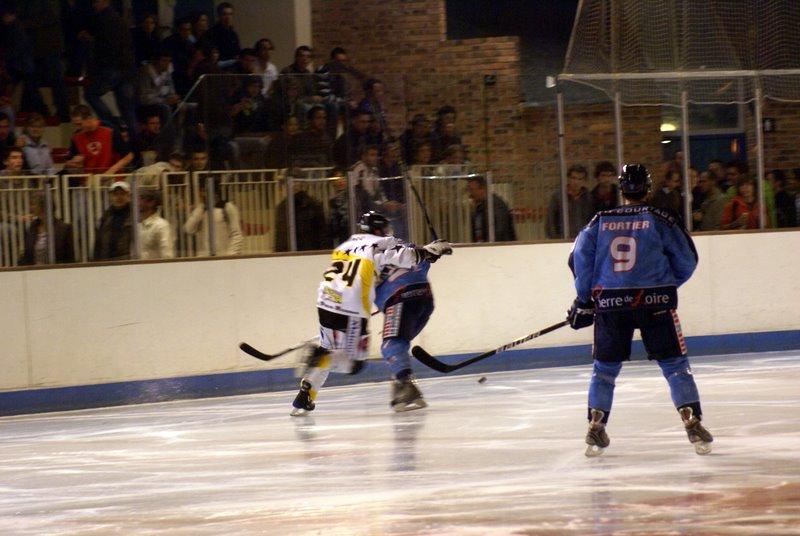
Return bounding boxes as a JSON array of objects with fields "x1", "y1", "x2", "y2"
[
  {"x1": 84, "y1": 0, "x2": 136, "y2": 133},
  {"x1": 19, "y1": 192, "x2": 74, "y2": 265},
  {"x1": 201, "y1": 2, "x2": 240, "y2": 68},
  {"x1": 591, "y1": 160, "x2": 619, "y2": 212},
  {"x1": 467, "y1": 175, "x2": 516, "y2": 242},
  {"x1": 274, "y1": 177, "x2": 329, "y2": 252},
  {"x1": 93, "y1": 180, "x2": 132, "y2": 260},
  {"x1": 546, "y1": 164, "x2": 595, "y2": 239}
]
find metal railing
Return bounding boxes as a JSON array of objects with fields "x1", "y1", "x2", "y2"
[{"x1": 1, "y1": 165, "x2": 542, "y2": 269}]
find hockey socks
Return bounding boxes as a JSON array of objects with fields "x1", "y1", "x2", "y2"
[
  {"x1": 587, "y1": 360, "x2": 622, "y2": 423},
  {"x1": 381, "y1": 337, "x2": 413, "y2": 379},
  {"x1": 658, "y1": 356, "x2": 702, "y2": 416}
]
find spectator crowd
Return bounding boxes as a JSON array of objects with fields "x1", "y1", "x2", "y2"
[
  {"x1": 545, "y1": 154, "x2": 800, "y2": 239},
  {"x1": 1, "y1": 1, "x2": 798, "y2": 268}
]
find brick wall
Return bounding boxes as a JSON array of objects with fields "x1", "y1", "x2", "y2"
[
  {"x1": 311, "y1": 0, "x2": 665, "y2": 181},
  {"x1": 311, "y1": 0, "x2": 521, "y2": 168}
]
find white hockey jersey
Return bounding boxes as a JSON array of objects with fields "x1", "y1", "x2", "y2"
[{"x1": 317, "y1": 233, "x2": 421, "y2": 318}]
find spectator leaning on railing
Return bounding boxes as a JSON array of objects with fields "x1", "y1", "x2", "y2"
[
  {"x1": 19, "y1": 192, "x2": 74, "y2": 266},
  {"x1": 65, "y1": 107, "x2": 133, "y2": 175},
  {"x1": 274, "y1": 173, "x2": 329, "y2": 252},
  {"x1": 184, "y1": 179, "x2": 243, "y2": 256},
  {"x1": 720, "y1": 176, "x2": 770, "y2": 230},
  {"x1": 693, "y1": 171, "x2": 727, "y2": 231},
  {"x1": 468, "y1": 174, "x2": 517, "y2": 243},
  {"x1": 775, "y1": 172, "x2": 799, "y2": 228},
  {"x1": 650, "y1": 169, "x2": 683, "y2": 216},
  {"x1": 94, "y1": 180, "x2": 133, "y2": 261},
  {"x1": 138, "y1": 189, "x2": 174, "y2": 260},
  {"x1": 545, "y1": 164, "x2": 593, "y2": 240},
  {"x1": 591, "y1": 161, "x2": 619, "y2": 212},
  {"x1": 350, "y1": 144, "x2": 384, "y2": 216},
  {"x1": 724, "y1": 161, "x2": 776, "y2": 226}
]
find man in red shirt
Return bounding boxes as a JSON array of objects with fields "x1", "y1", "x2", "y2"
[{"x1": 65, "y1": 108, "x2": 133, "y2": 175}]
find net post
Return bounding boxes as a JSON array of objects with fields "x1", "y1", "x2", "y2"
[
  {"x1": 556, "y1": 88, "x2": 570, "y2": 239},
  {"x1": 44, "y1": 177, "x2": 56, "y2": 264},
  {"x1": 205, "y1": 174, "x2": 217, "y2": 256},
  {"x1": 486, "y1": 171, "x2": 496, "y2": 242},
  {"x1": 680, "y1": 90, "x2": 692, "y2": 229},
  {"x1": 754, "y1": 83, "x2": 766, "y2": 230},
  {"x1": 287, "y1": 173, "x2": 297, "y2": 252},
  {"x1": 613, "y1": 90, "x2": 624, "y2": 205},
  {"x1": 130, "y1": 174, "x2": 141, "y2": 259}
]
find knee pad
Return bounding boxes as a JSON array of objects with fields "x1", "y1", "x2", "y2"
[
  {"x1": 658, "y1": 356, "x2": 691, "y2": 379},
  {"x1": 381, "y1": 337, "x2": 410, "y2": 364},
  {"x1": 659, "y1": 356, "x2": 700, "y2": 408},
  {"x1": 593, "y1": 360, "x2": 622, "y2": 385}
]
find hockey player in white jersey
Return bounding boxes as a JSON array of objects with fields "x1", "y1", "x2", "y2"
[{"x1": 290, "y1": 211, "x2": 452, "y2": 416}]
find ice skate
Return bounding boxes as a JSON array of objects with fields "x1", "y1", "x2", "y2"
[
  {"x1": 290, "y1": 380, "x2": 316, "y2": 416},
  {"x1": 390, "y1": 375, "x2": 427, "y2": 413},
  {"x1": 585, "y1": 409, "x2": 610, "y2": 457},
  {"x1": 680, "y1": 406, "x2": 713, "y2": 455}
]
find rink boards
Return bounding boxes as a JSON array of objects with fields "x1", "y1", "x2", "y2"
[{"x1": 1, "y1": 230, "x2": 799, "y2": 415}]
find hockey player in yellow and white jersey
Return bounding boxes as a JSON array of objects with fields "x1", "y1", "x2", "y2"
[{"x1": 291, "y1": 211, "x2": 452, "y2": 416}]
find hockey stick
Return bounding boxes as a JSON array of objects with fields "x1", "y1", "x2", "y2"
[
  {"x1": 239, "y1": 338, "x2": 318, "y2": 362},
  {"x1": 405, "y1": 175, "x2": 439, "y2": 240},
  {"x1": 411, "y1": 320, "x2": 569, "y2": 373},
  {"x1": 239, "y1": 311, "x2": 382, "y2": 362}
]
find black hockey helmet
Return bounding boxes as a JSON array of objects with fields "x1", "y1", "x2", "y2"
[
  {"x1": 358, "y1": 211, "x2": 391, "y2": 235},
  {"x1": 619, "y1": 164, "x2": 652, "y2": 199}
]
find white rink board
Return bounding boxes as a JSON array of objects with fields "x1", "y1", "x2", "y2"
[{"x1": 0, "y1": 231, "x2": 799, "y2": 391}]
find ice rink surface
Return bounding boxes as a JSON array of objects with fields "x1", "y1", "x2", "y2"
[{"x1": 1, "y1": 351, "x2": 799, "y2": 535}]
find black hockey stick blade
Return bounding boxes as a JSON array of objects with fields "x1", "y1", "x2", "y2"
[
  {"x1": 239, "y1": 342, "x2": 302, "y2": 362},
  {"x1": 412, "y1": 320, "x2": 569, "y2": 373}
]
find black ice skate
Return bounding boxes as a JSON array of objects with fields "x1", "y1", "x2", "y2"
[
  {"x1": 390, "y1": 376, "x2": 427, "y2": 413},
  {"x1": 679, "y1": 406, "x2": 713, "y2": 455},
  {"x1": 585, "y1": 408, "x2": 610, "y2": 457},
  {"x1": 290, "y1": 380, "x2": 316, "y2": 417}
]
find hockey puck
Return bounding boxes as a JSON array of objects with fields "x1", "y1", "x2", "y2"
[{"x1": 477, "y1": 376, "x2": 487, "y2": 384}]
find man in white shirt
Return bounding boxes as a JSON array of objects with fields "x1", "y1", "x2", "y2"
[
  {"x1": 138, "y1": 189, "x2": 174, "y2": 259},
  {"x1": 254, "y1": 38, "x2": 279, "y2": 96}
]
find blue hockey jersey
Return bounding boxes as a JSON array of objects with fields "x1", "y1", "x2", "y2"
[
  {"x1": 374, "y1": 260, "x2": 432, "y2": 312},
  {"x1": 569, "y1": 204, "x2": 698, "y2": 312}
]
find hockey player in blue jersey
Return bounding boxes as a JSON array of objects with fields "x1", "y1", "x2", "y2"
[
  {"x1": 375, "y1": 258, "x2": 435, "y2": 412},
  {"x1": 568, "y1": 164, "x2": 713, "y2": 456}
]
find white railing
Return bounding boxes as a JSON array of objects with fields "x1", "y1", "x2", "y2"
[{"x1": 1, "y1": 165, "x2": 548, "y2": 268}]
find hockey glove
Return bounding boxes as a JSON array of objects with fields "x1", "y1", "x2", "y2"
[
  {"x1": 421, "y1": 239, "x2": 453, "y2": 262},
  {"x1": 567, "y1": 298, "x2": 595, "y2": 330}
]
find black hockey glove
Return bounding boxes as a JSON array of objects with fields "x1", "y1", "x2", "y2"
[
  {"x1": 567, "y1": 298, "x2": 595, "y2": 330},
  {"x1": 420, "y1": 239, "x2": 453, "y2": 263}
]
